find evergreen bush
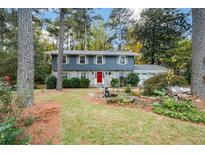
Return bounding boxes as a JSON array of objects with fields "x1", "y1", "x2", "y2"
[
  {"x1": 80, "y1": 78, "x2": 90, "y2": 88},
  {"x1": 62, "y1": 78, "x2": 71, "y2": 88},
  {"x1": 125, "y1": 85, "x2": 131, "y2": 93},
  {"x1": 143, "y1": 73, "x2": 188, "y2": 95},
  {"x1": 111, "y1": 79, "x2": 119, "y2": 88},
  {"x1": 45, "y1": 75, "x2": 57, "y2": 89},
  {"x1": 70, "y1": 78, "x2": 80, "y2": 88},
  {"x1": 125, "y1": 72, "x2": 139, "y2": 87}
]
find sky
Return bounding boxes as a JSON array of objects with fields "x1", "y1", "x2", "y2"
[
  {"x1": 41, "y1": 8, "x2": 191, "y2": 22},
  {"x1": 94, "y1": 8, "x2": 112, "y2": 21},
  {"x1": 41, "y1": 8, "x2": 112, "y2": 21},
  {"x1": 40, "y1": 8, "x2": 191, "y2": 49}
]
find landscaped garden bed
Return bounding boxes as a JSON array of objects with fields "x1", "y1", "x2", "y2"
[
  {"x1": 87, "y1": 87, "x2": 160, "y2": 111},
  {"x1": 152, "y1": 90, "x2": 205, "y2": 123},
  {"x1": 89, "y1": 86, "x2": 205, "y2": 125},
  {"x1": 61, "y1": 88, "x2": 205, "y2": 144}
]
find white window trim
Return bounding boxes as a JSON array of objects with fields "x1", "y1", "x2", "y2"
[
  {"x1": 95, "y1": 55, "x2": 104, "y2": 65},
  {"x1": 63, "y1": 55, "x2": 69, "y2": 64},
  {"x1": 80, "y1": 72, "x2": 87, "y2": 79},
  {"x1": 78, "y1": 55, "x2": 87, "y2": 65},
  {"x1": 62, "y1": 72, "x2": 68, "y2": 78},
  {"x1": 118, "y1": 56, "x2": 127, "y2": 65}
]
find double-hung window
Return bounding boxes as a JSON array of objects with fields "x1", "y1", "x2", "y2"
[
  {"x1": 119, "y1": 56, "x2": 126, "y2": 65},
  {"x1": 79, "y1": 55, "x2": 86, "y2": 64},
  {"x1": 62, "y1": 72, "x2": 67, "y2": 78},
  {"x1": 80, "y1": 72, "x2": 86, "y2": 79},
  {"x1": 96, "y1": 55, "x2": 103, "y2": 64},
  {"x1": 63, "y1": 55, "x2": 68, "y2": 64}
]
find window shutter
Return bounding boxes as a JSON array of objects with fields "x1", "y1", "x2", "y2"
[
  {"x1": 103, "y1": 56, "x2": 106, "y2": 64},
  {"x1": 117, "y1": 56, "x2": 120, "y2": 64},
  {"x1": 67, "y1": 56, "x2": 69, "y2": 64},
  {"x1": 86, "y1": 56, "x2": 89, "y2": 64},
  {"x1": 94, "y1": 56, "x2": 96, "y2": 64},
  {"x1": 77, "y1": 56, "x2": 79, "y2": 64},
  {"x1": 126, "y1": 56, "x2": 128, "y2": 64}
]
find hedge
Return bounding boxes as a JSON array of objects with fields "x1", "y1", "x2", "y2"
[{"x1": 45, "y1": 75, "x2": 56, "y2": 89}]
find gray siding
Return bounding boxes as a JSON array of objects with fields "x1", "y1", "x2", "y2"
[{"x1": 51, "y1": 55, "x2": 135, "y2": 71}]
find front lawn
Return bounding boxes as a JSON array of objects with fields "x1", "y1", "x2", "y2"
[{"x1": 35, "y1": 89, "x2": 205, "y2": 144}]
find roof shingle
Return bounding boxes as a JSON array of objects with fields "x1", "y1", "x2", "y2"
[
  {"x1": 47, "y1": 50, "x2": 139, "y2": 56},
  {"x1": 134, "y1": 64, "x2": 168, "y2": 71}
]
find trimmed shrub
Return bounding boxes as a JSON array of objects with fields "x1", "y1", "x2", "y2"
[
  {"x1": 143, "y1": 73, "x2": 188, "y2": 96},
  {"x1": 63, "y1": 78, "x2": 71, "y2": 88},
  {"x1": 125, "y1": 85, "x2": 131, "y2": 93},
  {"x1": 111, "y1": 78, "x2": 119, "y2": 88},
  {"x1": 80, "y1": 78, "x2": 90, "y2": 88},
  {"x1": 125, "y1": 72, "x2": 139, "y2": 87},
  {"x1": 45, "y1": 75, "x2": 56, "y2": 89},
  {"x1": 70, "y1": 78, "x2": 80, "y2": 88}
]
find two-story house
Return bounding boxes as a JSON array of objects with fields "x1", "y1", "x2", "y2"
[{"x1": 49, "y1": 50, "x2": 139, "y2": 87}]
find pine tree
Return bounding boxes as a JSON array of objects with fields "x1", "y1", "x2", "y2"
[
  {"x1": 56, "y1": 8, "x2": 65, "y2": 91},
  {"x1": 191, "y1": 8, "x2": 205, "y2": 98},
  {"x1": 17, "y1": 8, "x2": 34, "y2": 106}
]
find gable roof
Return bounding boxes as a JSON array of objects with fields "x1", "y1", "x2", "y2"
[
  {"x1": 47, "y1": 50, "x2": 139, "y2": 56},
  {"x1": 134, "y1": 64, "x2": 168, "y2": 71}
]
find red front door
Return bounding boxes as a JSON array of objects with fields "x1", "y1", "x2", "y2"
[{"x1": 97, "y1": 72, "x2": 102, "y2": 83}]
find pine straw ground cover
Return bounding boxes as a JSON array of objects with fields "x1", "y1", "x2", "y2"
[
  {"x1": 20, "y1": 90, "x2": 61, "y2": 144},
  {"x1": 31, "y1": 89, "x2": 205, "y2": 144},
  {"x1": 22, "y1": 101, "x2": 60, "y2": 144}
]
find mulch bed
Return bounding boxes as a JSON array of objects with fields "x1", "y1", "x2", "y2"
[
  {"x1": 86, "y1": 90, "x2": 158, "y2": 112},
  {"x1": 86, "y1": 91, "x2": 205, "y2": 127},
  {"x1": 21, "y1": 101, "x2": 60, "y2": 144},
  {"x1": 193, "y1": 98, "x2": 205, "y2": 110},
  {"x1": 87, "y1": 90, "x2": 205, "y2": 113}
]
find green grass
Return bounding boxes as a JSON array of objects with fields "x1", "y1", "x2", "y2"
[{"x1": 35, "y1": 89, "x2": 205, "y2": 144}]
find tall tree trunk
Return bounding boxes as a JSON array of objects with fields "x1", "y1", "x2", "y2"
[
  {"x1": 0, "y1": 17, "x2": 4, "y2": 52},
  {"x1": 84, "y1": 23, "x2": 87, "y2": 50},
  {"x1": 151, "y1": 55, "x2": 155, "y2": 64},
  {"x1": 56, "y1": 8, "x2": 65, "y2": 90},
  {"x1": 66, "y1": 32, "x2": 69, "y2": 50},
  {"x1": 66, "y1": 31, "x2": 71, "y2": 50},
  {"x1": 17, "y1": 8, "x2": 34, "y2": 106},
  {"x1": 191, "y1": 8, "x2": 205, "y2": 98},
  {"x1": 0, "y1": 33, "x2": 3, "y2": 52}
]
